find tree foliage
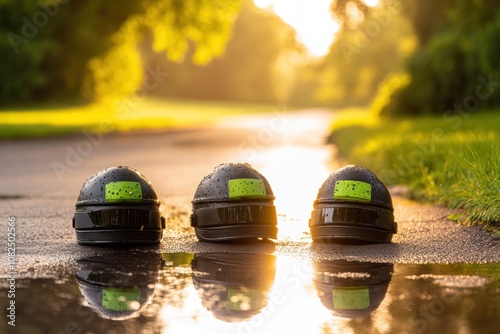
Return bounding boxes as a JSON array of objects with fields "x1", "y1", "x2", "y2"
[
  {"x1": 291, "y1": 1, "x2": 414, "y2": 107},
  {"x1": 297, "y1": 0, "x2": 500, "y2": 115},
  {"x1": 142, "y1": 2, "x2": 301, "y2": 104},
  {"x1": 376, "y1": 0, "x2": 500, "y2": 116},
  {"x1": 0, "y1": 0, "x2": 240, "y2": 103}
]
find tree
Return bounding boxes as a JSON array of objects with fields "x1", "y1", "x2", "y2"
[
  {"x1": 299, "y1": 0, "x2": 500, "y2": 115},
  {"x1": 142, "y1": 1, "x2": 301, "y2": 104},
  {"x1": 0, "y1": 0, "x2": 240, "y2": 104},
  {"x1": 290, "y1": 0, "x2": 414, "y2": 107},
  {"x1": 374, "y1": 0, "x2": 500, "y2": 116}
]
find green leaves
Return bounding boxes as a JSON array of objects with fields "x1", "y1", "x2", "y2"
[
  {"x1": 376, "y1": 1, "x2": 500, "y2": 116},
  {"x1": 0, "y1": 0, "x2": 241, "y2": 103}
]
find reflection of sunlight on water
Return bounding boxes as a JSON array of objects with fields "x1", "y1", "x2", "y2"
[
  {"x1": 372, "y1": 292, "x2": 392, "y2": 333},
  {"x1": 221, "y1": 110, "x2": 337, "y2": 239},
  {"x1": 142, "y1": 256, "x2": 494, "y2": 334},
  {"x1": 159, "y1": 284, "x2": 217, "y2": 332},
  {"x1": 255, "y1": 146, "x2": 332, "y2": 239},
  {"x1": 159, "y1": 257, "x2": 356, "y2": 334}
]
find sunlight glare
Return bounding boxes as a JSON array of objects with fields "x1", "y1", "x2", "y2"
[
  {"x1": 254, "y1": 0, "x2": 340, "y2": 57},
  {"x1": 254, "y1": 0, "x2": 274, "y2": 8},
  {"x1": 364, "y1": 0, "x2": 380, "y2": 7},
  {"x1": 256, "y1": 146, "x2": 331, "y2": 239},
  {"x1": 158, "y1": 257, "x2": 354, "y2": 334},
  {"x1": 218, "y1": 110, "x2": 337, "y2": 239}
]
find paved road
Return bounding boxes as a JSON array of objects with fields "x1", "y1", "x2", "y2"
[{"x1": 0, "y1": 109, "x2": 498, "y2": 278}]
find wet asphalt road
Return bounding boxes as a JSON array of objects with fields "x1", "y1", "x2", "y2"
[{"x1": 0, "y1": 109, "x2": 498, "y2": 278}]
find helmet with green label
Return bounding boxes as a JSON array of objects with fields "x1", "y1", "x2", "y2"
[
  {"x1": 312, "y1": 260, "x2": 393, "y2": 318},
  {"x1": 75, "y1": 251, "x2": 161, "y2": 320},
  {"x1": 191, "y1": 252, "x2": 276, "y2": 322},
  {"x1": 309, "y1": 165, "x2": 397, "y2": 243},
  {"x1": 73, "y1": 166, "x2": 165, "y2": 245},
  {"x1": 191, "y1": 163, "x2": 277, "y2": 242}
]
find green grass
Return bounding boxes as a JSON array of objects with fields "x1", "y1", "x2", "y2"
[
  {"x1": 329, "y1": 109, "x2": 500, "y2": 232},
  {"x1": 0, "y1": 97, "x2": 281, "y2": 139}
]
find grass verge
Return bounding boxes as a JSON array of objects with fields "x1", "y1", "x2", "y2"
[
  {"x1": 329, "y1": 108, "x2": 500, "y2": 233},
  {"x1": 0, "y1": 97, "x2": 281, "y2": 139}
]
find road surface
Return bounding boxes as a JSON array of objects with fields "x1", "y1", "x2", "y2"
[{"x1": 0, "y1": 109, "x2": 498, "y2": 278}]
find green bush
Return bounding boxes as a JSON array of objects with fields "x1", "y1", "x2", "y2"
[
  {"x1": 375, "y1": 8, "x2": 500, "y2": 116},
  {"x1": 330, "y1": 110, "x2": 500, "y2": 229}
]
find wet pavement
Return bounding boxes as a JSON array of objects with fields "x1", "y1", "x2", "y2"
[
  {"x1": 3, "y1": 250, "x2": 499, "y2": 334},
  {"x1": 1, "y1": 109, "x2": 499, "y2": 333}
]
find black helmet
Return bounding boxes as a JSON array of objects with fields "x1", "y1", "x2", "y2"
[
  {"x1": 75, "y1": 251, "x2": 161, "y2": 320},
  {"x1": 191, "y1": 252, "x2": 276, "y2": 322},
  {"x1": 191, "y1": 163, "x2": 277, "y2": 242},
  {"x1": 73, "y1": 166, "x2": 165, "y2": 245},
  {"x1": 309, "y1": 165, "x2": 397, "y2": 243},
  {"x1": 313, "y1": 260, "x2": 393, "y2": 318}
]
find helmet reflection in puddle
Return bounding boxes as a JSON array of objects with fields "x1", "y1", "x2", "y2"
[
  {"x1": 75, "y1": 251, "x2": 161, "y2": 320},
  {"x1": 191, "y1": 252, "x2": 276, "y2": 322},
  {"x1": 312, "y1": 260, "x2": 393, "y2": 318}
]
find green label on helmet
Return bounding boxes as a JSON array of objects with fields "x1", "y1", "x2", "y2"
[
  {"x1": 226, "y1": 288, "x2": 267, "y2": 311},
  {"x1": 162, "y1": 252, "x2": 195, "y2": 267},
  {"x1": 334, "y1": 180, "x2": 372, "y2": 202},
  {"x1": 105, "y1": 181, "x2": 143, "y2": 202},
  {"x1": 228, "y1": 179, "x2": 267, "y2": 199},
  {"x1": 332, "y1": 287, "x2": 370, "y2": 310},
  {"x1": 102, "y1": 288, "x2": 141, "y2": 311}
]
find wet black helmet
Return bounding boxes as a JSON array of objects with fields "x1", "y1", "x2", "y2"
[
  {"x1": 75, "y1": 251, "x2": 161, "y2": 320},
  {"x1": 73, "y1": 166, "x2": 165, "y2": 245},
  {"x1": 312, "y1": 260, "x2": 393, "y2": 318},
  {"x1": 191, "y1": 252, "x2": 276, "y2": 322},
  {"x1": 309, "y1": 165, "x2": 397, "y2": 243},
  {"x1": 191, "y1": 163, "x2": 277, "y2": 242}
]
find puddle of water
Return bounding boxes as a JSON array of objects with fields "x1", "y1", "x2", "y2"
[
  {"x1": 2, "y1": 252, "x2": 498, "y2": 334},
  {"x1": 2, "y1": 112, "x2": 499, "y2": 334}
]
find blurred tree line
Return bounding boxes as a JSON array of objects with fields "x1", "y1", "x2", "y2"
[
  {"x1": 293, "y1": 0, "x2": 500, "y2": 116},
  {"x1": 0, "y1": 0, "x2": 240, "y2": 103},
  {"x1": 290, "y1": 1, "x2": 415, "y2": 108},
  {"x1": 374, "y1": 0, "x2": 500, "y2": 116},
  {"x1": 142, "y1": 2, "x2": 301, "y2": 104},
  {"x1": 1, "y1": 0, "x2": 500, "y2": 116}
]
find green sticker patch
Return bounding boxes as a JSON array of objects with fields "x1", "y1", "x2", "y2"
[
  {"x1": 332, "y1": 287, "x2": 370, "y2": 310},
  {"x1": 105, "y1": 181, "x2": 142, "y2": 202},
  {"x1": 226, "y1": 288, "x2": 267, "y2": 311},
  {"x1": 228, "y1": 178, "x2": 267, "y2": 199},
  {"x1": 161, "y1": 252, "x2": 195, "y2": 267},
  {"x1": 102, "y1": 288, "x2": 141, "y2": 311},
  {"x1": 334, "y1": 180, "x2": 372, "y2": 202}
]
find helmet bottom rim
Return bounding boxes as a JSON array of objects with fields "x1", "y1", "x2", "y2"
[
  {"x1": 195, "y1": 225, "x2": 277, "y2": 243},
  {"x1": 76, "y1": 229, "x2": 163, "y2": 245},
  {"x1": 311, "y1": 225, "x2": 393, "y2": 244}
]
